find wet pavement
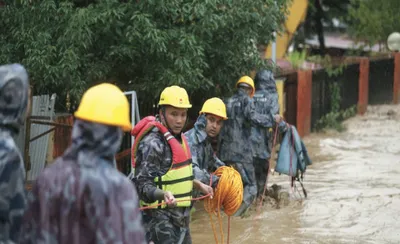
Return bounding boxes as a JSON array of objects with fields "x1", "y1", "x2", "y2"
[{"x1": 190, "y1": 104, "x2": 400, "y2": 244}]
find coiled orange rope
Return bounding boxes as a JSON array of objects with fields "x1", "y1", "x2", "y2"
[
  {"x1": 204, "y1": 166, "x2": 244, "y2": 244},
  {"x1": 138, "y1": 166, "x2": 243, "y2": 244}
]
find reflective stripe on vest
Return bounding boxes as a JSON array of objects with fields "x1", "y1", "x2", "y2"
[{"x1": 131, "y1": 116, "x2": 193, "y2": 208}]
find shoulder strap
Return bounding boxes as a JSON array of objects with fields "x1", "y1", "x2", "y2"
[
  {"x1": 131, "y1": 116, "x2": 156, "y2": 137},
  {"x1": 131, "y1": 117, "x2": 192, "y2": 169},
  {"x1": 131, "y1": 116, "x2": 157, "y2": 168},
  {"x1": 131, "y1": 116, "x2": 179, "y2": 168}
]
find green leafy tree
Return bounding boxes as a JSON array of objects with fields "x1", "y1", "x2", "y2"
[
  {"x1": 347, "y1": 0, "x2": 400, "y2": 47},
  {"x1": 0, "y1": 0, "x2": 289, "y2": 112}
]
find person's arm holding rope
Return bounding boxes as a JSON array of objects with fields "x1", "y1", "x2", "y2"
[
  {"x1": 185, "y1": 114, "x2": 220, "y2": 194},
  {"x1": 207, "y1": 152, "x2": 225, "y2": 188},
  {"x1": 191, "y1": 143, "x2": 220, "y2": 190},
  {"x1": 193, "y1": 179, "x2": 214, "y2": 199},
  {"x1": 135, "y1": 133, "x2": 177, "y2": 207}
]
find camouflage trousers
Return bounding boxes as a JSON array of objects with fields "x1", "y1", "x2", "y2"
[
  {"x1": 253, "y1": 157, "x2": 270, "y2": 197},
  {"x1": 226, "y1": 161, "x2": 257, "y2": 209},
  {"x1": 142, "y1": 212, "x2": 192, "y2": 244}
]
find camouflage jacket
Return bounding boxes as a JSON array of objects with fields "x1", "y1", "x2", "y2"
[
  {"x1": 20, "y1": 119, "x2": 146, "y2": 244},
  {"x1": 133, "y1": 122, "x2": 191, "y2": 228},
  {"x1": 184, "y1": 115, "x2": 224, "y2": 188},
  {"x1": 251, "y1": 70, "x2": 287, "y2": 159},
  {"x1": 218, "y1": 88, "x2": 275, "y2": 164},
  {"x1": 0, "y1": 64, "x2": 29, "y2": 243}
]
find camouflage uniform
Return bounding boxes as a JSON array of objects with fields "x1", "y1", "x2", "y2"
[
  {"x1": 218, "y1": 88, "x2": 274, "y2": 213},
  {"x1": 184, "y1": 115, "x2": 224, "y2": 189},
  {"x1": 20, "y1": 119, "x2": 146, "y2": 244},
  {"x1": 251, "y1": 70, "x2": 287, "y2": 196},
  {"x1": 133, "y1": 117, "x2": 192, "y2": 244},
  {"x1": 0, "y1": 64, "x2": 29, "y2": 243}
]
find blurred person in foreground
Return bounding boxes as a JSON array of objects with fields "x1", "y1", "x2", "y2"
[
  {"x1": 0, "y1": 64, "x2": 30, "y2": 243},
  {"x1": 20, "y1": 83, "x2": 146, "y2": 244}
]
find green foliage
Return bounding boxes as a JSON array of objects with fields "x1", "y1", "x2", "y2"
[
  {"x1": 315, "y1": 82, "x2": 356, "y2": 132},
  {"x1": 315, "y1": 105, "x2": 356, "y2": 132},
  {"x1": 307, "y1": 55, "x2": 346, "y2": 77},
  {"x1": 286, "y1": 50, "x2": 307, "y2": 69},
  {"x1": 347, "y1": 0, "x2": 400, "y2": 47},
  {"x1": 285, "y1": 50, "x2": 356, "y2": 132},
  {"x1": 286, "y1": 51, "x2": 346, "y2": 76},
  {"x1": 0, "y1": 0, "x2": 289, "y2": 111}
]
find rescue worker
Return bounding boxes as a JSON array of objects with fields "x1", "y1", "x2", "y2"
[
  {"x1": 251, "y1": 70, "x2": 287, "y2": 197},
  {"x1": 133, "y1": 85, "x2": 213, "y2": 244},
  {"x1": 184, "y1": 97, "x2": 227, "y2": 189},
  {"x1": 20, "y1": 83, "x2": 146, "y2": 244},
  {"x1": 0, "y1": 64, "x2": 29, "y2": 243},
  {"x1": 218, "y1": 76, "x2": 282, "y2": 216}
]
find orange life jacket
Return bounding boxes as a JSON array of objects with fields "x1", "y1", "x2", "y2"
[{"x1": 131, "y1": 116, "x2": 193, "y2": 208}]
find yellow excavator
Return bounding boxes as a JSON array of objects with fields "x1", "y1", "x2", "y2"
[
  {"x1": 265, "y1": 0, "x2": 309, "y2": 60},
  {"x1": 263, "y1": 0, "x2": 308, "y2": 117}
]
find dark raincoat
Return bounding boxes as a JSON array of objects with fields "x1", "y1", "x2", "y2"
[
  {"x1": 185, "y1": 115, "x2": 225, "y2": 188},
  {"x1": 20, "y1": 119, "x2": 146, "y2": 244},
  {"x1": 218, "y1": 88, "x2": 274, "y2": 213},
  {"x1": 218, "y1": 88, "x2": 275, "y2": 164},
  {"x1": 251, "y1": 70, "x2": 280, "y2": 160},
  {"x1": 251, "y1": 70, "x2": 287, "y2": 196},
  {"x1": 0, "y1": 64, "x2": 29, "y2": 243}
]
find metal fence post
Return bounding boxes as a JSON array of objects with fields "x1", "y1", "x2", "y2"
[
  {"x1": 358, "y1": 58, "x2": 369, "y2": 115},
  {"x1": 296, "y1": 69, "x2": 312, "y2": 137}
]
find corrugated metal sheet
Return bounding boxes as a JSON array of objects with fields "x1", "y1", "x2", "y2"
[
  {"x1": 117, "y1": 91, "x2": 140, "y2": 175},
  {"x1": 26, "y1": 94, "x2": 56, "y2": 181},
  {"x1": 19, "y1": 90, "x2": 138, "y2": 179}
]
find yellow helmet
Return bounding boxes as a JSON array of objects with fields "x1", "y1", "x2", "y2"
[
  {"x1": 236, "y1": 76, "x2": 255, "y2": 97},
  {"x1": 158, "y1": 85, "x2": 192, "y2": 108},
  {"x1": 74, "y1": 83, "x2": 131, "y2": 132},
  {"x1": 199, "y1": 97, "x2": 228, "y2": 120}
]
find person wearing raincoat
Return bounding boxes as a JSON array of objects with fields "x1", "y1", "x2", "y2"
[
  {"x1": 184, "y1": 97, "x2": 227, "y2": 190},
  {"x1": 218, "y1": 76, "x2": 282, "y2": 216},
  {"x1": 132, "y1": 86, "x2": 213, "y2": 244},
  {"x1": 20, "y1": 83, "x2": 146, "y2": 244},
  {"x1": 0, "y1": 64, "x2": 29, "y2": 243},
  {"x1": 251, "y1": 70, "x2": 287, "y2": 197}
]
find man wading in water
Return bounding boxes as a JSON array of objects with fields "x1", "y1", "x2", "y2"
[
  {"x1": 218, "y1": 76, "x2": 282, "y2": 217},
  {"x1": 132, "y1": 86, "x2": 213, "y2": 244}
]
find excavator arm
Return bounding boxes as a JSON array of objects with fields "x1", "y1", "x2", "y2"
[{"x1": 265, "y1": 0, "x2": 309, "y2": 59}]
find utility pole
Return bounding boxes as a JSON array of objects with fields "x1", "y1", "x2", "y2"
[{"x1": 272, "y1": 31, "x2": 277, "y2": 64}]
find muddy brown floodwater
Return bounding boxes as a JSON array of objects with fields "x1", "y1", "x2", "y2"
[{"x1": 190, "y1": 105, "x2": 400, "y2": 244}]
